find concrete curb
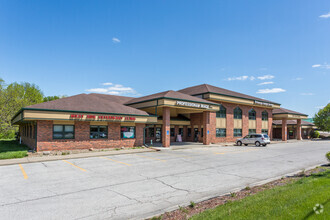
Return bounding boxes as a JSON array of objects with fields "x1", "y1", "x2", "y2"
[
  {"x1": 0, "y1": 148, "x2": 157, "y2": 166},
  {"x1": 143, "y1": 163, "x2": 326, "y2": 220}
]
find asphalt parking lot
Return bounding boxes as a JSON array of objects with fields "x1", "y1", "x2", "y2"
[{"x1": 0, "y1": 140, "x2": 329, "y2": 220}]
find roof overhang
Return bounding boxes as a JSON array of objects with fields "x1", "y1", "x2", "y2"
[
  {"x1": 203, "y1": 93, "x2": 281, "y2": 109},
  {"x1": 273, "y1": 113, "x2": 308, "y2": 120},
  {"x1": 11, "y1": 108, "x2": 157, "y2": 125}
]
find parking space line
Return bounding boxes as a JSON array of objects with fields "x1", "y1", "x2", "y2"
[
  {"x1": 62, "y1": 160, "x2": 86, "y2": 172},
  {"x1": 134, "y1": 154, "x2": 166, "y2": 162},
  {"x1": 100, "y1": 157, "x2": 131, "y2": 166},
  {"x1": 18, "y1": 164, "x2": 28, "y2": 179}
]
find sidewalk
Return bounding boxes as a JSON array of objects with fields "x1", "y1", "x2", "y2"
[{"x1": 0, "y1": 147, "x2": 156, "y2": 166}]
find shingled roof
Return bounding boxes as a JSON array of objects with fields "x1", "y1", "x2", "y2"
[
  {"x1": 272, "y1": 107, "x2": 308, "y2": 116},
  {"x1": 178, "y1": 84, "x2": 280, "y2": 105},
  {"x1": 125, "y1": 90, "x2": 216, "y2": 105},
  {"x1": 24, "y1": 94, "x2": 150, "y2": 116}
]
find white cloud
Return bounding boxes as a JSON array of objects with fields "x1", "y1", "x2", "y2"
[
  {"x1": 226, "y1": 75, "x2": 256, "y2": 81},
  {"x1": 300, "y1": 93, "x2": 314, "y2": 96},
  {"x1": 315, "y1": 106, "x2": 325, "y2": 109},
  {"x1": 102, "y1": 82, "x2": 113, "y2": 86},
  {"x1": 256, "y1": 88, "x2": 286, "y2": 94},
  {"x1": 257, "y1": 74, "x2": 275, "y2": 80},
  {"x1": 319, "y1": 12, "x2": 330, "y2": 18},
  {"x1": 86, "y1": 83, "x2": 139, "y2": 96},
  {"x1": 258, "y1": 81, "x2": 274, "y2": 86},
  {"x1": 312, "y1": 63, "x2": 330, "y2": 69},
  {"x1": 112, "y1": 37, "x2": 120, "y2": 43},
  {"x1": 293, "y1": 77, "x2": 303, "y2": 80}
]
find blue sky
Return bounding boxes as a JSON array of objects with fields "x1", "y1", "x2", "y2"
[{"x1": 0, "y1": 0, "x2": 329, "y2": 117}]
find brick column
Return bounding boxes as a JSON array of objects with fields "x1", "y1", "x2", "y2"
[
  {"x1": 162, "y1": 107, "x2": 170, "y2": 147},
  {"x1": 174, "y1": 125, "x2": 179, "y2": 142},
  {"x1": 268, "y1": 109, "x2": 273, "y2": 140},
  {"x1": 296, "y1": 119, "x2": 302, "y2": 140},
  {"x1": 203, "y1": 111, "x2": 211, "y2": 145},
  {"x1": 282, "y1": 118, "x2": 287, "y2": 141},
  {"x1": 242, "y1": 107, "x2": 249, "y2": 137},
  {"x1": 183, "y1": 126, "x2": 187, "y2": 142},
  {"x1": 256, "y1": 110, "x2": 262, "y2": 134}
]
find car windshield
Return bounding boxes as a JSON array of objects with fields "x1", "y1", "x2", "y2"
[
  {"x1": 244, "y1": 135, "x2": 250, "y2": 138},
  {"x1": 263, "y1": 135, "x2": 269, "y2": 138}
]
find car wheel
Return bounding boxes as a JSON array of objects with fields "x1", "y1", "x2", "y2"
[
  {"x1": 255, "y1": 141, "x2": 261, "y2": 147},
  {"x1": 237, "y1": 141, "x2": 242, "y2": 146},
  {"x1": 244, "y1": 144, "x2": 248, "y2": 146}
]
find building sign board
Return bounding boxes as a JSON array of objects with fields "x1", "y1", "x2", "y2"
[
  {"x1": 254, "y1": 100, "x2": 273, "y2": 107},
  {"x1": 70, "y1": 114, "x2": 136, "y2": 121},
  {"x1": 176, "y1": 101, "x2": 210, "y2": 109}
]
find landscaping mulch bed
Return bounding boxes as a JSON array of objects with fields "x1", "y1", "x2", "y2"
[{"x1": 149, "y1": 166, "x2": 329, "y2": 220}]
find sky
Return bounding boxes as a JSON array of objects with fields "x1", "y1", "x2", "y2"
[{"x1": 0, "y1": 0, "x2": 329, "y2": 117}]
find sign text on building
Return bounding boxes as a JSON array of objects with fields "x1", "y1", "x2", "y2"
[
  {"x1": 176, "y1": 101, "x2": 210, "y2": 109},
  {"x1": 254, "y1": 101, "x2": 273, "y2": 107},
  {"x1": 70, "y1": 114, "x2": 136, "y2": 121}
]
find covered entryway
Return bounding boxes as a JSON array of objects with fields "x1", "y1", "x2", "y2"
[{"x1": 125, "y1": 90, "x2": 220, "y2": 147}]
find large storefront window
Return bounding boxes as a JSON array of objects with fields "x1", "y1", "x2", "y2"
[
  {"x1": 170, "y1": 128, "x2": 175, "y2": 137},
  {"x1": 234, "y1": 129, "x2": 242, "y2": 137},
  {"x1": 216, "y1": 128, "x2": 226, "y2": 137},
  {"x1": 262, "y1": 111, "x2": 268, "y2": 121},
  {"x1": 249, "y1": 129, "x2": 256, "y2": 134},
  {"x1": 248, "y1": 109, "x2": 256, "y2": 120},
  {"x1": 216, "y1": 105, "x2": 226, "y2": 118},
  {"x1": 179, "y1": 128, "x2": 183, "y2": 137},
  {"x1": 90, "y1": 126, "x2": 108, "y2": 139},
  {"x1": 234, "y1": 107, "x2": 242, "y2": 119},
  {"x1": 121, "y1": 126, "x2": 135, "y2": 139},
  {"x1": 187, "y1": 128, "x2": 192, "y2": 137},
  {"x1": 53, "y1": 125, "x2": 74, "y2": 139}
]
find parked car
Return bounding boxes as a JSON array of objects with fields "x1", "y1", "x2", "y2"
[{"x1": 236, "y1": 133, "x2": 270, "y2": 146}]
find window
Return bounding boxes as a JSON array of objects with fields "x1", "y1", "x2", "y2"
[
  {"x1": 216, "y1": 128, "x2": 226, "y2": 137},
  {"x1": 216, "y1": 105, "x2": 226, "y2": 118},
  {"x1": 248, "y1": 109, "x2": 256, "y2": 120},
  {"x1": 178, "y1": 128, "x2": 183, "y2": 137},
  {"x1": 170, "y1": 128, "x2": 175, "y2": 137},
  {"x1": 53, "y1": 125, "x2": 74, "y2": 139},
  {"x1": 234, "y1": 107, "x2": 242, "y2": 119},
  {"x1": 187, "y1": 128, "x2": 192, "y2": 137},
  {"x1": 121, "y1": 126, "x2": 135, "y2": 139},
  {"x1": 249, "y1": 129, "x2": 256, "y2": 134},
  {"x1": 90, "y1": 126, "x2": 108, "y2": 139},
  {"x1": 262, "y1": 111, "x2": 268, "y2": 121},
  {"x1": 234, "y1": 129, "x2": 242, "y2": 137},
  {"x1": 261, "y1": 129, "x2": 268, "y2": 134},
  {"x1": 201, "y1": 128, "x2": 204, "y2": 137},
  {"x1": 148, "y1": 127, "x2": 155, "y2": 137}
]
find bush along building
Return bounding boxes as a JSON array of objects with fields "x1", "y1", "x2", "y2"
[{"x1": 12, "y1": 84, "x2": 314, "y2": 151}]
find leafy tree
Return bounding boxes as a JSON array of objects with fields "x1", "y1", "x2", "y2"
[
  {"x1": 43, "y1": 95, "x2": 61, "y2": 102},
  {"x1": 0, "y1": 79, "x2": 44, "y2": 138},
  {"x1": 313, "y1": 103, "x2": 330, "y2": 132}
]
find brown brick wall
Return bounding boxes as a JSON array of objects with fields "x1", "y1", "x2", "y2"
[
  {"x1": 19, "y1": 123, "x2": 36, "y2": 149},
  {"x1": 36, "y1": 120, "x2": 145, "y2": 151}
]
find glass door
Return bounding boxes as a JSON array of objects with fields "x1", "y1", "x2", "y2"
[{"x1": 155, "y1": 127, "x2": 162, "y2": 142}]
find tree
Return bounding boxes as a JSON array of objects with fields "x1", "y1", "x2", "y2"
[
  {"x1": 0, "y1": 80, "x2": 44, "y2": 138},
  {"x1": 43, "y1": 96, "x2": 61, "y2": 102},
  {"x1": 313, "y1": 103, "x2": 330, "y2": 132}
]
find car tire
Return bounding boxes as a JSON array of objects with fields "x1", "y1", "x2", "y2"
[
  {"x1": 244, "y1": 144, "x2": 248, "y2": 146},
  {"x1": 237, "y1": 141, "x2": 242, "y2": 146},
  {"x1": 255, "y1": 141, "x2": 261, "y2": 147},
  {"x1": 262, "y1": 144, "x2": 267, "y2": 147}
]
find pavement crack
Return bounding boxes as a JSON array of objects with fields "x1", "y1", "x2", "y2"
[{"x1": 154, "y1": 178, "x2": 190, "y2": 193}]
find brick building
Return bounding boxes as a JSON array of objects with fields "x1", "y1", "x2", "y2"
[{"x1": 12, "y1": 84, "x2": 311, "y2": 151}]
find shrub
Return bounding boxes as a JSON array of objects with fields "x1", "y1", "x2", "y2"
[
  {"x1": 310, "y1": 130, "x2": 320, "y2": 138},
  {"x1": 189, "y1": 201, "x2": 196, "y2": 208},
  {"x1": 326, "y1": 152, "x2": 330, "y2": 162}
]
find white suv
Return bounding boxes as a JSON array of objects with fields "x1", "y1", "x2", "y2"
[{"x1": 236, "y1": 134, "x2": 270, "y2": 147}]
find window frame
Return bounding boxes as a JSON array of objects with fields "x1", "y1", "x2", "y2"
[
  {"x1": 216, "y1": 105, "x2": 226, "y2": 118},
  {"x1": 262, "y1": 111, "x2": 268, "y2": 121},
  {"x1": 233, "y1": 128, "x2": 242, "y2": 137},
  {"x1": 216, "y1": 128, "x2": 226, "y2": 137},
  {"x1": 120, "y1": 126, "x2": 136, "y2": 139},
  {"x1": 90, "y1": 125, "x2": 108, "y2": 139},
  {"x1": 248, "y1": 109, "x2": 256, "y2": 120},
  {"x1": 234, "y1": 107, "x2": 242, "y2": 119},
  {"x1": 53, "y1": 125, "x2": 75, "y2": 140}
]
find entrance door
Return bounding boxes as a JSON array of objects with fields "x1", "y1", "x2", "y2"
[
  {"x1": 155, "y1": 127, "x2": 162, "y2": 142},
  {"x1": 194, "y1": 128, "x2": 199, "y2": 142}
]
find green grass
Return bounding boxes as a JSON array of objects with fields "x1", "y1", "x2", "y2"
[
  {"x1": 0, "y1": 140, "x2": 30, "y2": 160},
  {"x1": 191, "y1": 169, "x2": 330, "y2": 220}
]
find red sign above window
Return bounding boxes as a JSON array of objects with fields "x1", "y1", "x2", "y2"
[{"x1": 70, "y1": 114, "x2": 136, "y2": 121}]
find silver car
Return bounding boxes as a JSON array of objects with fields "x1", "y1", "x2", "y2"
[{"x1": 236, "y1": 133, "x2": 270, "y2": 147}]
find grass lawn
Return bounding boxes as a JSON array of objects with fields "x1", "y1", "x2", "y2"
[
  {"x1": 0, "y1": 140, "x2": 29, "y2": 160},
  {"x1": 191, "y1": 169, "x2": 330, "y2": 220}
]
